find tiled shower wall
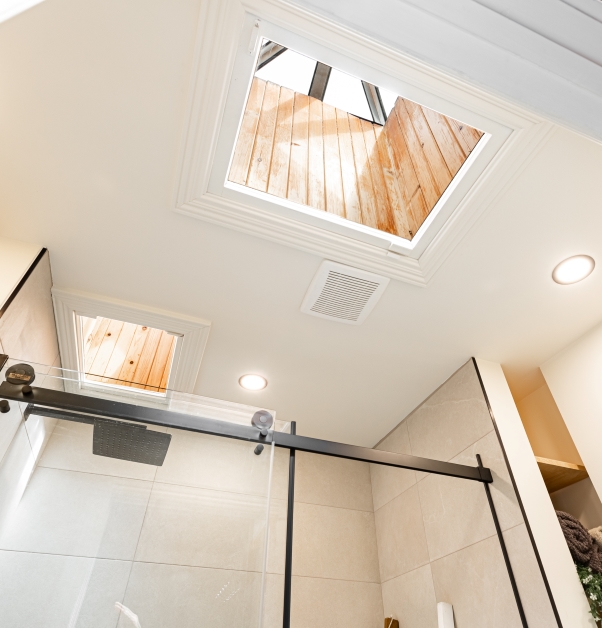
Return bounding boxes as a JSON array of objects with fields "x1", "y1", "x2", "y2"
[
  {"x1": 370, "y1": 360, "x2": 558, "y2": 627},
  {"x1": 288, "y1": 452, "x2": 383, "y2": 627}
]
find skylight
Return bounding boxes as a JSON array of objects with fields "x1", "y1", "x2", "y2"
[
  {"x1": 323, "y1": 69, "x2": 372, "y2": 121},
  {"x1": 255, "y1": 48, "x2": 317, "y2": 96},
  {"x1": 228, "y1": 39, "x2": 485, "y2": 244}
]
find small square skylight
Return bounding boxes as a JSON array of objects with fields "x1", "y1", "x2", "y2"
[{"x1": 80, "y1": 316, "x2": 176, "y2": 394}]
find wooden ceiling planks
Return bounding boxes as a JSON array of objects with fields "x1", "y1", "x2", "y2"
[
  {"x1": 83, "y1": 317, "x2": 176, "y2": 393},
  {"x1": 229, "y1": 77, "x2": 483, "y2": 240}
]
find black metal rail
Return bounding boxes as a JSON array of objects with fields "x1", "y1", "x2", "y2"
[
  {"x1": 282, "y1": 421, "x2": 296, "y2": 628},
  {"x1": 0, "y1": 382, "x2": 492, "y2": 483}
]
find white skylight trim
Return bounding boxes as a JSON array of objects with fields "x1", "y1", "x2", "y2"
[
  {"x1": 379, "y1": 87, "x2": 399, "y2": 117},
  {"x1": 255, "y1": 48, "x2": 317, "y2": 95},
  {"x1": 323, "y1": 69, "x2": 372, "y2": 121}
]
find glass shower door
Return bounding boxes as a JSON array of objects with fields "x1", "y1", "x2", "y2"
[{"x1": 0, "y1": 360, "x2": 277, "y2": 628}]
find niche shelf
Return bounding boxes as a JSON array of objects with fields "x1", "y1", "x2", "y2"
[{"x1": 535, "y1": 456, "x2": 588, "y2": 493}]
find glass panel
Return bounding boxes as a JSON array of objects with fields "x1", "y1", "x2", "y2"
[
  {"x1": 255, "y1": 47, "x2": 317, "y2": 96},
  {"x1": 323, "y1": 68, "x2": 372, "y2": 121},
  {"x1": 0, "y1": 358, "x2": 278, "y2": 628},
  {"x1": 287, "y1": 452, "x2": 382, "y2": 624}
]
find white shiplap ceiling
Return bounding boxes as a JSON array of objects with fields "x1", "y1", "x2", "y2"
[{"x1": 1, "y1": 0, "x2": 602, "y2": 446}]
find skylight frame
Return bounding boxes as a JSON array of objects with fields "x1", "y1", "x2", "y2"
[{"x1": 203, "y1": 13, "x2": 514, "y2": 260}]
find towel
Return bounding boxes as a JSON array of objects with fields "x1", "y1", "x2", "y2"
[
  {"x1": 557, "y1": 510, "x2": 602, "y2": 573},
  {"x1": 590, "y1": 526, "x2": 602, "y2": 549}
]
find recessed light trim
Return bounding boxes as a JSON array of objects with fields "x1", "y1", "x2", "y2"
[
  {"x1": 239, "y1": 374, "x2": 268, "y2": 391},
  {"x1": 552, "y1": 255, "x2": 595, "y2": 285}
]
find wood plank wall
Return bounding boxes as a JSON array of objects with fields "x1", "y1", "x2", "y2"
[
  {"x1": 229, "y1": 77, "x2": 483, "y2": 240},
  {"x1": 84, "y1": 317, "x2": 176, "y2": 393}
]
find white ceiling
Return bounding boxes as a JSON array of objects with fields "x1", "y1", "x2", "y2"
[{"x1": 1, "y1": 0, "x2": 602, "y2": 446}]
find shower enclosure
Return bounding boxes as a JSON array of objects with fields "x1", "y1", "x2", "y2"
[{"x1": 0, "y1": 356, "x2": 530, "y2": 628}]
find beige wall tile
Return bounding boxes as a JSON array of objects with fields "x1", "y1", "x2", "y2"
[
  {"x1": 0, "y1": 467, "x2": 151, "y2": 560},
  {"x1": 154, "y1": 429, "x2": 272, "y2": 497},
  {"x1": 375, "y1": 419, "x2": 412, "y2": 454},
  {"x1": 0, "y1": 424, "x2": 35, "y2": 535},
  {"x1": 407, "y1": 361, "x2": 493, "y2": 462},
  {"x1": 135, "y1": 482, "x2": 269, "y2": 571},
  {"x1": 381, "y1": 564, "x2": 438, "y2": 628},
  {"x1": 0, "y1": 551, "x2": 131, "y2": 628},
  {"x1": 371, "y1": 420, "x2": 416, "y2": 511},
  {"x1": 431, "y1": 535, "x2": 523, "y2": 628},
  {"x1": 267, "y1": 497, "x2": 287, "y2": 575},
  {"x1": 295, "y1": 451, "x2": 373, "y2": 511},
  {"x1": 272, "y1": 446, "x2": 291, "y2": 501},
  {"x1": 418, "y1": 472, "x2": 496, "y2": 561},
  {"x1": 292, "y1": 501, "x2": 380, "y2": 582},
  {"x1": 39, "y1": 419, "x2": 159, "y2": 481},
  {"x1": 503, "y1": 524, "x2": 558, "y2": 628},
  {"x1": 374, "y1": 485, "x2": 430, "y2": 582},
  {"x1": 291, "y1": 576, "x2": 383, "y2": 628},
  {"x1": 118, "y1": 562, "x2": 263, "y2": 628},
  {"x1": 370, "y1": 464, "x2": 416, "y2": 512},
  {"x1": 0, "y1": 400, "x2": 23, "y2": 466},
  {"x1": 451, "y1": 430, "x2": 524, "y2": 532},
  {"x1": 0, "y1": 252, "x2": 59, "y2": 366},
  {"x1": 263, "y1": 573, "x2": 284, "y2": 628}
]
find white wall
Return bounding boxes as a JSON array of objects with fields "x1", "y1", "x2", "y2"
[
  {"x1": 475, "y1": 359, "x2": 594, "y2": 627},
  {"x1": 0, "y1": 237, "x2": 41, "y2": 312},
  {"x1": 541, "y1": 321, "x2": 602, "y2": 512}
]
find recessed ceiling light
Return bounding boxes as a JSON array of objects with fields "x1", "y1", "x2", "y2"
[
  {"x1": 552, "y1": 255, "x2": 595, "y2": 285},
  {"x1": 239, "y1": 374, "x2": 267, "y2": 391}
]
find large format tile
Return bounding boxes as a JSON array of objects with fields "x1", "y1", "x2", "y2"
[
  {"x1": 291, "y1": 576, "x2": 383, "y2": 628},
  {"x1": 271, "y1": 445, "x2": 291, "y2": 501},
  {"x1": 374, "y1": 485, "x2": 430, "y2": 582},
  {"x1": 0, "y1": 424, "x2": 35, "y2": 534},
  {"x1": 154, "y1": 429, "x2": 272, "y2": 496},
  {"x1": 263, "y1": 573, "x2": 284, "y2": 628},
  {"x1": 407, "y1": 361, "x2": 493, "y2": 463},
  {"x1": 371, "y1": 420, "x2": 416, "y2": 511},
  {"x1": 135, "y1": 482, "x2": 269, "y2": 572},
  {"x1": 39, "y1": 419, "x2": 159, "y2": 481},
  {"x1": 418, "y1": 471, "x2": 496, "y2": 561},
  {"x1": 451, "y1": 430, "x2": 523, "y2": 532},
  {"x1": 266, "y1": 497, "x2": 287, "y2": 575},
  {"x1": 431, "y1": 535, "x2": 523, "y2": 628},
  {"x1": 117, "y1": 562, "x2": 263, "y2": 628},
  {"x1": 292, "y1": 501, "x2": 380, "y2": 582},
  {"x1": 0, "y1": 400, "x2": 24, "y2": 465},
  {"x1": 23, "y1": 410, "x2": 56, "y2": 462},
  {"x1": 0, "y1": 550, "x2": 131, "y2": 628},
  {"x1": 0, "y1": 467, "x2": 151, "y2": 560},
  {"x1": 503, "y1": 524, "x2": 558, "y2": 628},
  {"x1": 381, "y1": 565, "x2": 438, "y2": 628},
  {"x1": 295, "y1": 452, "x2": 373, "y2": 512}
]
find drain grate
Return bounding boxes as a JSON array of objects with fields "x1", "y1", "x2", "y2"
[{"x1": 93, "y1": 418, "x2": 171, "y2": 466}]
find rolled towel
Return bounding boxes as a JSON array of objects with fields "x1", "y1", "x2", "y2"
[
  {"x1": 590, "y1": 526, "x2": 602, "y2": 548},
  {"x1": 557, "y1": 511, "x2": 602, "y2": 573}
]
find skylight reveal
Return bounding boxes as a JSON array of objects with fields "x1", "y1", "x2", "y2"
[{"x1": 228, "y1": 40, "x2": 484, "y2": 241}]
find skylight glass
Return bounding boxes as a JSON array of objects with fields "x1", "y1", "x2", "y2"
[
  {"x1": 323, "y1": 69, "x2": 372, "y2": 121},
  {"x1": 255, "y1": 49, "x2": 317, "y2": 95},
  {"x1": 379, "y1": 87, "x2": 399, "y2": 117}
]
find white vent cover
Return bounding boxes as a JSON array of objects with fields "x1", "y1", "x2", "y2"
[{"x1": 300, "y1": 261, "x2": 390, "y2": 325}]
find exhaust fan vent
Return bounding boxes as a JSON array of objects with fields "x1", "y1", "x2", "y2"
[{"x1": 300, "y1": 261, "x2": 390, "y2": 325}]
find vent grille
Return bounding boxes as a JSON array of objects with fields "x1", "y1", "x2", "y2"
[
  {"x1": 301, "y1": 261, "x2": 389, "y2": 325},
  {"x1": 310, "y1": 271, "x2": 380, "y2": 321}
]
